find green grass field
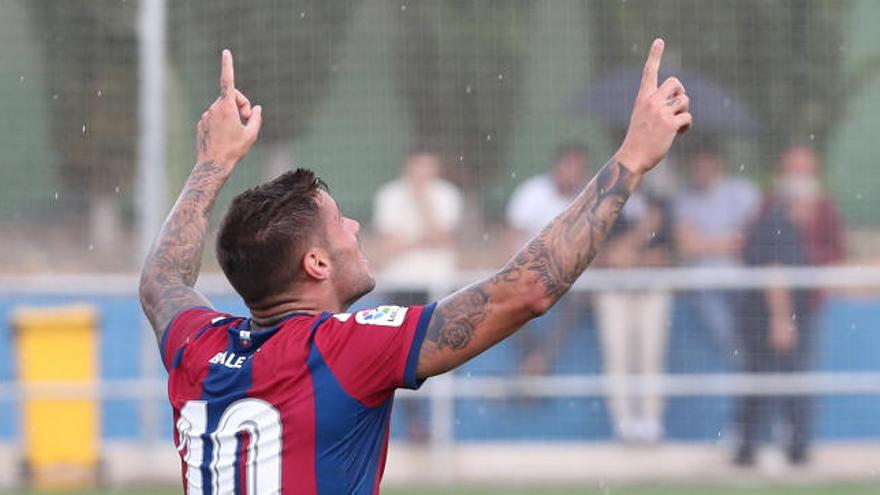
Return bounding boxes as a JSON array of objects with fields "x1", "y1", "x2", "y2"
[{"x1": 3, "y1": 485, "x2": 877, "y2": 495}]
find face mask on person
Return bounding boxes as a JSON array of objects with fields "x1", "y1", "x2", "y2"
[{"x1": 775, "y1": 175, "x2": 820, "y2": 202}]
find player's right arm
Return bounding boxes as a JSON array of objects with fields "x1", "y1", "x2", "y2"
[
  {"x1": 139, "y1": 49, "x2": 262, "y2": 343},
  {"x1": 416, "y1": 39, "x2": 692, "y2": 378}
]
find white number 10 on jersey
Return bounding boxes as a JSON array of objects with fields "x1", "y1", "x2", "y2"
[{"x1": 177, "y1": 398, "x2": 283, "y2": 494}]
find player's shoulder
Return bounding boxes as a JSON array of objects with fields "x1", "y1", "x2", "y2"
[
  {"x1": 161, "y1": 306, "x2": 241, "y2": 369},
  {"x1": 323, "y1": 305, "x2": 412, "y2": 329},
  {"x1": 172, "y1": 306, "x2": 236, "y2": 327},
  {"x1": 163, "y1": 306, "x2": 232, "y2": 337}
]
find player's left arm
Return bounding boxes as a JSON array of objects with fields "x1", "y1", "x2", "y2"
[{"x1": 139, "y1": 49, "x2": 262, "y2": 342}]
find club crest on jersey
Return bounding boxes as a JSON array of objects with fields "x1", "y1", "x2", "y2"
[
  {"x1": 239, "y1": 330, "x2": 252, "y2": 348},
  {"x1": 355, "y1": 305, "x2": 407, "y2": 327}
]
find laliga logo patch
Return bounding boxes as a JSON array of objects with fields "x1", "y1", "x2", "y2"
[{"x1": 355, "y1": 306, "x2": 407, "y2": 327}]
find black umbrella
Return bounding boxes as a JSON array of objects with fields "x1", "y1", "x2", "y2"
[{"x1": 574, "y1": 66, "x2": 759, "y2": 135}]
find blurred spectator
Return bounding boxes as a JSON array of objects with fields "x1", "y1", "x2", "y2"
[
  {"x1": 594, "y1": 191, "x2": 674, "y2": 443},
  {"x1": 506, "y1": 143, "x2": 590, "y2": 376},
  {"x1": 373, "y1": 150, "x2": 463, "y2": 442},
  {"x1": 373, "y1": 150, "x2": 464, "y2": 297},
  {"x1": 674, "y1": 141, "x2": 760, "y2": 356},
  {"x1": 734, "y1": 145, "x2": 846, "y2": 466}
]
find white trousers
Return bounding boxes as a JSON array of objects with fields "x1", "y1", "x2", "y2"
[{"x1": 595, "y1": 290, "x2": 672, "y2": 429}]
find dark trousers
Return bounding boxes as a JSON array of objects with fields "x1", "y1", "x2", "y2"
[{"x1": 735, "y1": 312, "x2": 814, "y2": 455}]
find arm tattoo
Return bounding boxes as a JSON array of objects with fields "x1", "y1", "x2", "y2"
[
  {"x1": 419, "y1": 159, "x2": 638, "y2": 375},
  {"x1": 139, "y1": 161, "x2": 229, "y2": 341},
  {"x1": 198, "y1": 126, "x2": 209, "y2": 155},
  {"x1": 425, "y1": 284, "x2": 489, "y2": 351},
  {"x1": 514, "y1": 159, "x2": 636, "y2": 297}
]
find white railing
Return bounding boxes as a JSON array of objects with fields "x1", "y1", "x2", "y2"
[
  {"x1": 2, "y1": 266, "x2": 880, "y2": 463},
  {"x1": 4, "y1": 265, "x2": 880, "y2": 294}
]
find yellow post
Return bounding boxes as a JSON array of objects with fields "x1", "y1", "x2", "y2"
[{"x1": 13, "y1": 305, "x2": 99, "y2": 489}]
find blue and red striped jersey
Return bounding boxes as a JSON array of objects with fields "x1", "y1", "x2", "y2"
[{"x1": 161, "y1": 303, "x2": 436, "y2": 494}]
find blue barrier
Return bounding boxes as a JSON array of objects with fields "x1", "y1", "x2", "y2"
[{"x1": 1, "y1": 293, "x2": 878, "y2": 442}]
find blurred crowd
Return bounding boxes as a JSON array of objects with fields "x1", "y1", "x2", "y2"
[{"x1": 369, "y1": 141, "x2": 846, "y2": 466}]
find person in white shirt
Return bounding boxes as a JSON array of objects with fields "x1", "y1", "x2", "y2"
[
  {"x1": 507, "y1": 144, "x2": 589, "y2": 240},
  {"x1": 506, "y1": 144, "x2": 590, "y2": 376},
  {"x1": 374, "y1": 150, "x2": 464, "y2": 293}
]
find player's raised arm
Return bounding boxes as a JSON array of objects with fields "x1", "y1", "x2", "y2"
[
  {"x1": 417, "y1": 39, "x2": 692, "y2": 378},
  {"x1": 139, "y1": 49, "x2": 263, "y2": 340}
]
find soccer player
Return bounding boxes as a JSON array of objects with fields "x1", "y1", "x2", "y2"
[{"x1": 140, "y1": 40, "x2": 690, "y2": 494}]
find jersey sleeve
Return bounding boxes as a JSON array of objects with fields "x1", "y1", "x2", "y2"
[
  {"x1": 160, "y1": 306, "x2": 229, "y2": 370},
  {"x1": 313, "y1": 303, "x2": 437, "y2": 406}
]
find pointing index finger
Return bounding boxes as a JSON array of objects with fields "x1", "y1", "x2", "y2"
[
  {"x1": 220, "y1": 49, "x2": 235, "y2": 98},
  {"x1": 639, "y1": 39, "x2": 664, "y2": 95}
]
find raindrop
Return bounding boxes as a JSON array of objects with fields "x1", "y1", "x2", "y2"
[
  {"x1": 465, "y1": 84, "x2": 472, "y2": 94},
  {"x1": 53, "y1": 192, "x2": 59, "y2": 200},
  {"x1": 97, "y1": 89, "x2": 103, "y2": 97},
  {"x1": 856, "y1": 192, "x2": 863, "y2": 201},
  {"x1": 739, "y1": 163, "x2": 745, "y2": 172},
  {"x1": 809, "y1": 134, "x2": 815, "y2": 141},
  {"x1": 486, "y1": 134, "x2": 493, "y2": 142},
  {"x1": 19, "y1": 75, "x2": 24, "y2": 84},
  {"x1": 299, "y1": 11, "x2": 306, "y2": 18},
  {"x1": 88, "y1": 244, "x2": 94, "y2": 251},
  {"x1": 650, "y1": 231, "x2": 656, "y2": 238},
  {"x1": 482, "y1": 232, "x2": 490, "y2": 241},
  {"x1": 776, "y1": 229, "x2": 781, "y2": 235},
  {"x1": 458, "y1": 155, "x2": 464, "y2": 162},
  {"x1": 497, "y1": 73, "x2": 503, "y2": 81},
  {"x1": 511, "y1": 171, "x2": 517, "y2": 179},
  {"x1": 52, "y1": 94, "x2": 59, "y2": 101},
  {"x1": 115, "y1": 186, "x2": 121, "y2": 194},
  {"x1": 82, "y1": 124, "x2": 86, "y2": 135},
  {"x1": 400, "y1": 3, "x2": 407, "y2": 11}
]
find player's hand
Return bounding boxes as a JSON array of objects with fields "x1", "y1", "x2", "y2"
[
  {"x1": 196, "y1": 49, "x2": 263, "y2": 167},
  {"x1": 614, "y1": 39, "x2": 692, "y2": 175}
]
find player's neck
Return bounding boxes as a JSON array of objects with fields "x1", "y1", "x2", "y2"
[{"x1": 249, "y1": 293, "x2": 342, "y2": 327}]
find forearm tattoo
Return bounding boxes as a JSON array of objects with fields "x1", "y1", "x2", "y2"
[
  {"x1": 425, "y1": 285, "x2": 489, "y2": 351},
  {"x1": 423, "y1": 159, "x2": 637, "y2": 362},
  {"x1": 140, "y1": 161, "x2": 227, "y2": 339}
]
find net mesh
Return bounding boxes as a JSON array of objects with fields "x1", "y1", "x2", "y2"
[{"x1": 2, "y1": 0, "x2": 880, "y2": 486}]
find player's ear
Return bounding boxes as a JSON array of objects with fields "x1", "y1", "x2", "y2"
[{"x1": 302, "y1": 247, "x2": 331, "y2": 281}]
